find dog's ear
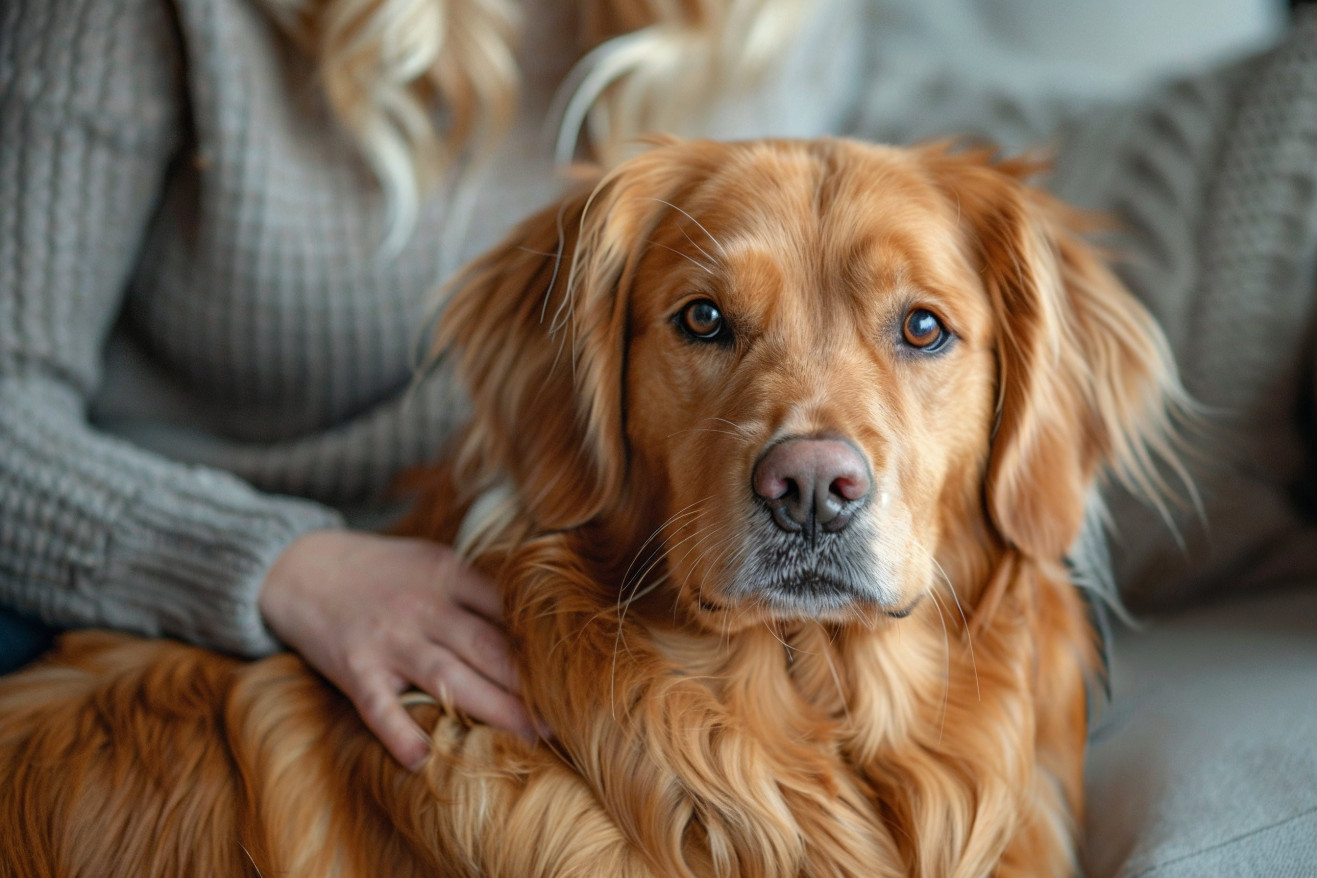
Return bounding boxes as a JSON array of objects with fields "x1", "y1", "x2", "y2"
[
  {"x1": 924, "y1": 147, "x2": 1183, "y2": 562},
  {"x1": 437, "y1": 139, "x2": 700, "y2": 531}
]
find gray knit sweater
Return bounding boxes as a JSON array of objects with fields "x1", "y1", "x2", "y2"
[
  {"x1": 0, "y1": 0, "x2": 867, "y2": 656},
  {"x1": 1, "y1": 0, "x2": 1311, "y2": 659}
]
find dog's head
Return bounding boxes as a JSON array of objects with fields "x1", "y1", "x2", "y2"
[{"x1": 439, "y1": 138, "x2": 1178, "y2": 629}]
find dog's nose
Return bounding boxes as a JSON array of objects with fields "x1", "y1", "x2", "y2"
[{"x1": 752, "y1": 438, "x2": 871, "y2": 534}]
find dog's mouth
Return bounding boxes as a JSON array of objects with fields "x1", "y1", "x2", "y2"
[
  {"x1": 752, "y1": 572, "x2": 899, "y2": 619},
  {"x1": 694, "y1": 566, "x2": 863, "y2": 615},
  {"x1": 698, "y1": 571, "x2": 923, "y2": 622},
  {"x1": 757, "y1": 568, "x2": 867, "y2": 610},
  {"x1": 702, "y1": 516, "x2": 917, "y2": 622}
]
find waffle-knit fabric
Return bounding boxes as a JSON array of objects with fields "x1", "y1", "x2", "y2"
[
  {"x1": 0, "y1": 0, "x2": 866, "y2": 656},
  {"x1": 1048, "y1": 10, "x2": 1317, "y2": 606},
  {"x1": 0, "y1": 0, "x2": 1310, "y2": 658}
]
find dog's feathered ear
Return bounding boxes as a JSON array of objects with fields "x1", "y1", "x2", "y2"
[
  {"x1": 437, "y1": 139, "x2": 697, "y2": 532},
  {"x1": 924, "y1": 147, "x2": 1185, "y2": 562}
]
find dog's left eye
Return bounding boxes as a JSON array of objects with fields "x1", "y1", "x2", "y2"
[
  {"x1": 902, "y1": 308, "x2": 950, "y2": 352},
  {"x1": 677, "y1": 299, "x2": 730, "y2": 343}
]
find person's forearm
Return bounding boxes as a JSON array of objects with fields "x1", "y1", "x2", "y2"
[{"x1": 0, "y1": 376, "x2": 342, "y2": 655}]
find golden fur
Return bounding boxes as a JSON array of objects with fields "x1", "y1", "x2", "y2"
[{"x1": 0, "y1": 138, "x2": 1180, "y2": 877}]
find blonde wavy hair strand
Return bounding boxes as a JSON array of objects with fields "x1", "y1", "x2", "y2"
[
  {"x1": 261, "y1": 0, "x2": 521, "y2": 252},
  {"x1": 557, "y1": 0, "x2": 810, "y2": 165},
  {"x1": 259, "y1": 0, "x2": 807, "y2": 247}
]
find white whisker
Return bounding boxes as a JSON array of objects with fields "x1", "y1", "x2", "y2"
[
  {"x1": 927, "y1": 589, "x2": 953, "y2": 745},
  {"x1": 706, "y1": 417, "x2": 757, "y2": 441},
  {"x1": 666, "y1": 416, "x2": 757, "y2": 445},
  {"x1": 239, "y1": 844, "x2": 264, "y2": 877},
  {"x1": 651, "y1": 197, "x2": 727, "y2": 261},
  {"x1": 760, "y1": 619, "x2": 792, "y2": 651},
  {"x1": 912, "y1": 537, "x2": 981, "y2": 702},
  {"x1": 619, "y1": 499, "x2": 711, "y2": 606},
  {"x1": 626, "y1": 515, "x2": 726, "y2": 611},
  {"x1": 665, "y1": 427, "x2": 749, "y2": 441},
  {"x1": 646, "y1": 239, "x2": 714, "y2": 274},
  {"x1": 817, "y1": 628, "x2": 854, "y2": 727},
  {"x1": 611, "y1": 500, "x2": 713, "y2": 716},
  {"x1": 671, "y1": 520, "x2": 747, "y2": 628}
]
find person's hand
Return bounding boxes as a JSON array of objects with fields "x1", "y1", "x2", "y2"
[{"x1": 259, "y1": 529, "x2": 535, "y2": 769}]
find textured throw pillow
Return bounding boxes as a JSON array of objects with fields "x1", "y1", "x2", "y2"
[{"x1": 1050, "y1": 16, "x2": 1317, "y2": 608}]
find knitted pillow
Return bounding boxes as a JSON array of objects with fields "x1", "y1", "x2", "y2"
[{"x1": 1049, "y1": 16, "x2": 1317, "y2": 608}]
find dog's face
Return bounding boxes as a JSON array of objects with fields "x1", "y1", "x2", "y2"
[
  {"x1": 443, "y1": 138, "x2": 1174, "y2": 630},
  {"x1": 622, "y1": 147, "x2": 998, "y2": 623}
]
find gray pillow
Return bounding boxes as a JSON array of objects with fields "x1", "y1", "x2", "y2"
[{"x1": 1050, "y1": 15, "x2": 1317, "y2": 608}]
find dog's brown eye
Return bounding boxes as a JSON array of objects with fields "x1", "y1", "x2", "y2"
[
  {"x1": 679, "y1": 299, "x2": 728, "y2": 342},
  {"x1": 902, "y1": 308, "x2": 948, "y2": 351}
]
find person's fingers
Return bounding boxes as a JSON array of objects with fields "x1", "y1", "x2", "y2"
[
  {"x1": 347, "y1": 670, "x2": 433, "y2": 770},
  {"x1": 417, "y1": 647, "x2": 536, "y2": 739},
  {"x1": 261, "y1": 531, "x2": 538, "y2": 764},
  {"x1": 444, "y1": 556, "x2": 503, "y2": 621},
  {"x1": 431, "y1": 607, "x2": 521, "y2": 693}
]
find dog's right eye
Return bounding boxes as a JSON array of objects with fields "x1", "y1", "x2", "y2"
[
  {"x1": 677, "y1": 299, "x2": 730, "y2": 344},
  {"x1": 902, "y1": 308, "x2": 950, "y2": 352}
]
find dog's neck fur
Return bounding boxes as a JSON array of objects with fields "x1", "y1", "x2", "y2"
[
  {"x1": 446, "y1": 507, "x2": 1087, "y2": 875},
  {"x1": 392, "y1": 441, "x2": 1090, "y2": 873}
]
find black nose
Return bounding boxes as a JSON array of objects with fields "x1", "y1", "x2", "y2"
[{"x1": 752, "y1": 438, "x2": 871, "y2": 534}]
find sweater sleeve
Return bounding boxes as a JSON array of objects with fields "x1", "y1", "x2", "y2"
[{"x1": 0, "y1": 0, "x2": 342, "y2": 657}]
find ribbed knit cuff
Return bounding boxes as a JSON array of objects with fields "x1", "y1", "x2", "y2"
[{"x1": 96, "y1": 470, "x2": 342, "y2": 658}]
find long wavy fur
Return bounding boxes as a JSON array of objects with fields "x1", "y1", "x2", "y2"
[{"x1": 0, "y1": 138, "x2": 1186, "y2": 877}]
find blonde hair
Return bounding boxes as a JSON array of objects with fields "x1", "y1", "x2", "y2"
[
  {"x1": 260, "y1": 0, "x2": 520, "y2": 252},
  {"x1": 258, "y1": 0, "x2": 807, "y2": 247},
  {"x1": 560, "y1": 0, "x2": 809, "y2": 165}
]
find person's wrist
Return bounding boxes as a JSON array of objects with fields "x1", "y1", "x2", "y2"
[{"x1": 259, "y1": 528, "x2": 340, "y2": 629}]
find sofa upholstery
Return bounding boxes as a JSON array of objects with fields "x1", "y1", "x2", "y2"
[{"x1": 1084, "y1": 587, "x2": 1317, "y2": 876}]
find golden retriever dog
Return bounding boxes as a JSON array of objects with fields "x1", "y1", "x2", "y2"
[{"x1": 0, "y1": 137, "x2": 1181, "y2": 877}]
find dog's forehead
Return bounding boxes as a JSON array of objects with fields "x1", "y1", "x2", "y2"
[{"x1": 669, "y1": 145, "x2": 982, "y2": 312}]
